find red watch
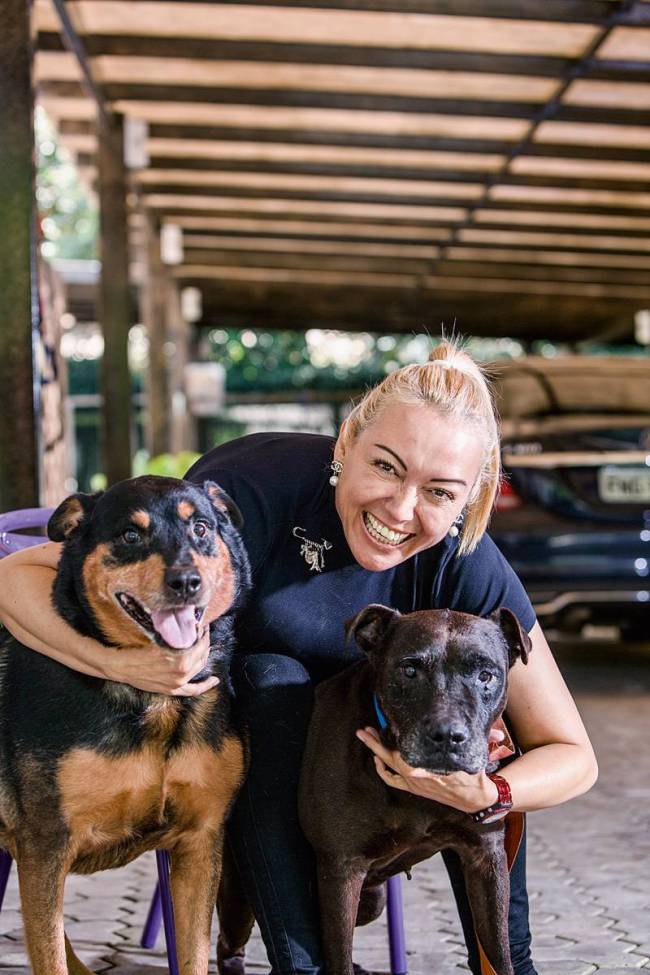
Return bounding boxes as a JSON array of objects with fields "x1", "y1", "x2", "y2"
[{"x1": 471, "y1": 774, "x2": 513, "y2": 825}]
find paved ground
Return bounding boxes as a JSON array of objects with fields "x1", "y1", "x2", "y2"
[{"x1": 1, "y1": 637, "x2": 649, "y2": 974}]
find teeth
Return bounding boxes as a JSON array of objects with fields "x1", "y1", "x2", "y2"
[{"x1": 364, "y1": 512, "x2": 410, "y2": 546}]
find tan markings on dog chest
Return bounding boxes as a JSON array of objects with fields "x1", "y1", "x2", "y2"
[
  {"x1": 143, "y1": 697, "x2": 183, "y2": 740},
  {"x1": 57, "y1": 734, "x2": 245, "y2": 856},
  {"x1": 182, "y1": 686, "x2": 222, "y2": 743},
  {"x1": 165, "y1": 735, "x2": 246, "y2": 833},
  {"x1": 131, "y1": 510, "x2": 151, "y2": 530},
  {"x1": 197, "y1": 536, "x2": 236, "y2": 620},
  {"x1": 82, "y1": 546, "x2": 167, "y2": 647},
  {"x1": 57, "y1": 746, "x2": 165, "y2": 855},
  {"x1": 178, "y1": 501, "x2": 196, "y2": 521}
]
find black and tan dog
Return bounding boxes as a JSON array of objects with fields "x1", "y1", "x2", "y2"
[
  {"x1": 298, "y1": 605, "x2": 531, "y2": 975},
  {"x1": 0, "y1": 475, "x2": 250, "y2": 975}
]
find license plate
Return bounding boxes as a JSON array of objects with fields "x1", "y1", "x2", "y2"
[{"x1": 598, "y1": 465, "x2": 650, "y2": 502}]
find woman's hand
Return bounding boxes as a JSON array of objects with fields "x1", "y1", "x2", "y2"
[
  {"x1": 356, "y1": 727, "x2": 499, "y2": 814},
  {"x1": 103, "y1": 626, "x2": 219, "y2": 697}
]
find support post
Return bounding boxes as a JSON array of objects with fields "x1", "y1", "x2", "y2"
[
  {"x1": 96, "y1": 111, "x2": 132, "y2": 485},
  {"x1": 142, "y1": 211, "x2": 171, "y2": 458},
  {"x1": 167, "y1": 282, "x2": 198, "y2": 456},
  {"x1": 0, "y1": 0, "x2": 39, "y2": 510}
]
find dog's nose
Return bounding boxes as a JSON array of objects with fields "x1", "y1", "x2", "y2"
[
  {"x1": 427, "y1": 723, "x2": 468, "y2": 747},
  {"x1": 165, "y1": 567, "x2": 202, "y2": 600}
]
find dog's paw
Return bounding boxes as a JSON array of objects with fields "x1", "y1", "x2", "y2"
[{"x1": 217, "y1": 956, "x2": 246, "y2": 975}]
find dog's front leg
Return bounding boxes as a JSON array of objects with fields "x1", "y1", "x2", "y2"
[
  {"x1": 458, "y1": 837, "x2": 513, "y2": 975},
  {"x1": 170, "y1": 830, "x2": 223, "y2": 975},
  {"x1": 216, "y1": 840, "x2": 255, "y2": 975},
  {"x1": 15, "y1": 839, "x2": 69, "y2": 975},
  {"x1": 317, "y1": 858, "x2": 366, "y2": 975}
]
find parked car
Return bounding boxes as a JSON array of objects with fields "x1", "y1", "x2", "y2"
[{"x1": 489, "y1": 356, "x2": 650, "y2": 640}]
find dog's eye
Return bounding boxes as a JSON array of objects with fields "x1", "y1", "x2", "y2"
[
  {"x1": 478, "y1": 671, "x2": 494, "y2": 684},
  {"x1": 401, "y1": 663, "x2": 418, "y2": 679},
  {"x1": 122, "y1": 528, "x2": 141, "y2": 544},
  {"x1": 193, "y1": 520, "x2": 210, "y2": 538}
]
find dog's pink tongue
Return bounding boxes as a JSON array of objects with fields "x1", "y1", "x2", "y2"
[{"x1": 151, "y1": 607, "x2": 197, "y2": 649}]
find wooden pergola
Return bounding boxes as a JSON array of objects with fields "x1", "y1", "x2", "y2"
[
  {"x1": 1, "y1": 0, "x2": 649, "y2": 505},
  {"x1": 33, "y1": 0, "x2": 650, "y2": 339}
]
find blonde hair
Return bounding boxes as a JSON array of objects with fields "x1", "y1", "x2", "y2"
[{"x1": 336, "y1": 338, "x2": 500, "y2": 555}]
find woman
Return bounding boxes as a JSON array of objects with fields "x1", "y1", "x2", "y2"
[{"x1": 0, "y1": 340, "x2": 597, "y2": 975}]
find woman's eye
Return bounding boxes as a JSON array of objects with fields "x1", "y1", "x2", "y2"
[
  {"x1": 478, "y1": 671, "x2": 494, "y2": 684},
  {"x1": 401, "y1": 663, "x2": 418, "y2": 679},
  {"x1": 427, "y1": 487, "x2": 454, "y2": 502},
  {"x1": 373, "y1": 459, "x2": 397, "y2": 476},
  {"x1": 122, "y1": 528, "x2": 140, "y2": 544},
  {"x1": 194, "y1": 521, "x2": 209, "y2": 538}
]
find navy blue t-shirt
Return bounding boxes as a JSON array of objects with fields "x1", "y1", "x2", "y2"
[{"x1": 186, "y1": 433, "x2": 535, "y2": 674}]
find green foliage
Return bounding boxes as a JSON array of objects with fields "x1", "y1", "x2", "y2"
[
  {"x1": 203, "y1": 328, "x2": 420, "y2": 393},
  {"x1": 35, "y1": 107, "x2": 98, "y2": 261},
  {"x1": 201, "y1": 328, "x2": 524, "y2": 394},
  {"x1": 133, "y1": 451, "x2": 202, "y2": 480}
]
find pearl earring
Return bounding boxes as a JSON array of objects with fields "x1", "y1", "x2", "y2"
[
  {"x1": 448, "y1": 514, "x2": 463, "y2": 538},
  {"x1": 329, "y1": 460, "x2": 343, "y2": 486}
]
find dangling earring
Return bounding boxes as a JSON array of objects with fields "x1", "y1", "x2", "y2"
[
  {"x1": 448, "y1": 514, "x2": 463, "y2": 538},
  {"x1": 329, "y1": 460, "x2": 343, "y2": 486}
]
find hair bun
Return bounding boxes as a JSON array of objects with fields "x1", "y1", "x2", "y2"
[{"x1": 428, "y1": 351, "x2": 454, "y2": 367}]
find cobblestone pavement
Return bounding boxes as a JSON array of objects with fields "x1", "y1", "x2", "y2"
[{"x1": 1, "y1": 639, "x2": 649, "y2": 974}]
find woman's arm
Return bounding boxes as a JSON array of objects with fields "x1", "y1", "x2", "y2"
[
  {"x1": 487, "y1": 621, "x2": 597, "y2": 810},
  {"x1": 356, "y1": 622, "x2": 598, "y2": 813},
  {"x1": 0, "y1": 542, "x2": 216, "y2": 696}
]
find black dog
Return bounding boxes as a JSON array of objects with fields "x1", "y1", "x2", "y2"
[
  {"x1": 0, "y1": 475, "x2": 250, "y2": 975},
  {"x1": 298, "y1": 605, "x2": 531, "y2": 975}
]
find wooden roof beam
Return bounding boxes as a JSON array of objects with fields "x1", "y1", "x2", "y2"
[
  {"x1": 34, "y1": 4, "x2": 600, "y2": 57},
  {"x1": 38, "y1": 77, "x2": 650, "y2": 129},
  {"x1": 178, "y1": 280, "x2": 639, "y2": 341},
  {"x1": 176, "y1": 247, "x2": 650, "y2": 287},
  {"x1": 32, "y1": 31, "x2": 579, "y2": 78},
  {"x1": 49, "y1": 0, "x2": 110, "y2": 127},
  {"x1": 56, "y1": 116, "x2": 650, "y2": 164},
  {"x1": 433, "y1": 0, "x2": 650, "y2": 263},
  {"x1": 122, "y1": 1, "x2": 639, "y2": 22}
]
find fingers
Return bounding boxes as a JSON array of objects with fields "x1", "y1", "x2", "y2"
[
  {"x1": 171, "y1": 676, "x2": 220, "y2": 698},
  {"x1": 356, "y1": 727, "x2": 413, "y2": 776},
  {"x1": 107, "y1": 628, "x2": 215, "y2": 695},
  {"x1": 356, "y1": 727, "x2": 390, "y2": 760},
  {"x1": 373, "y1": 756, "x2": 408, "y2": 792}
]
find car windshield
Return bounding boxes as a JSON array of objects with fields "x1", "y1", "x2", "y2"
[{"x1": 491, "y1": 357, "x2": 650, "y2": 420}]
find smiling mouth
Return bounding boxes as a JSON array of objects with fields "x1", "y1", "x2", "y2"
[
  {"x1": 116, "y1": 592, "x2": 205, "y2": 650},
  {"x1": 363, "y1": 511, "x2": 414, "y2": 547}
]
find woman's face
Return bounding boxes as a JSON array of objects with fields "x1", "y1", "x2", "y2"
[{"x1": 335, "y1": 402, "x2": 484, "y2": 571}]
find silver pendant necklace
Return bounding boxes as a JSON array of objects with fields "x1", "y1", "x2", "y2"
[{"x1": 292, "y1": 526, "x2": 332, "y2": 572}]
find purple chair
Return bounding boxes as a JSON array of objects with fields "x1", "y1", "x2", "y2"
[
  {"x1": 0, "y1": 508, "x2": 180, "y2": 974},
  {"x1": 142, "y1": 872, "x2": 407, "y2": 973}
]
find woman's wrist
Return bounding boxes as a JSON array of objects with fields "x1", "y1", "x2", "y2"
[{"x1": 467, "y1": 774, "x2": 500, "y2": 814}]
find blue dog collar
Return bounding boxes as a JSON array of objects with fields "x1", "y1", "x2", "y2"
[{"x1": 373, "y1": 694, "x2": 388, "y2": 731}]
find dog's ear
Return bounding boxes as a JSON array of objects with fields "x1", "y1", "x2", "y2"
[
  {"x1": 489, "y1": 608, "x2": 532, "y2": 666},
  {"x1": 203, "y1": 481, "x2": 244, "y2": 530},
  {"x1": 345, "y1": 604, "x2": 400, "y2": 655},
  {"x1": 48, "y1": 492, "x2": 101, "y2": 542}
]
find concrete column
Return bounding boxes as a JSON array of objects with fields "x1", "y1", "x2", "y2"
[
  {"x1": 96, "y1": 111, "x2": 132, "y2": 485},
  {"x1": 0, "y1": 0, "x2": 39, "y2": 509},
  {"x1": 142, "y1": 211, "x2": 170, "y2": 458},
  {"x1": 167, "y1": 281, "x2": 198, "y2": 456}
]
